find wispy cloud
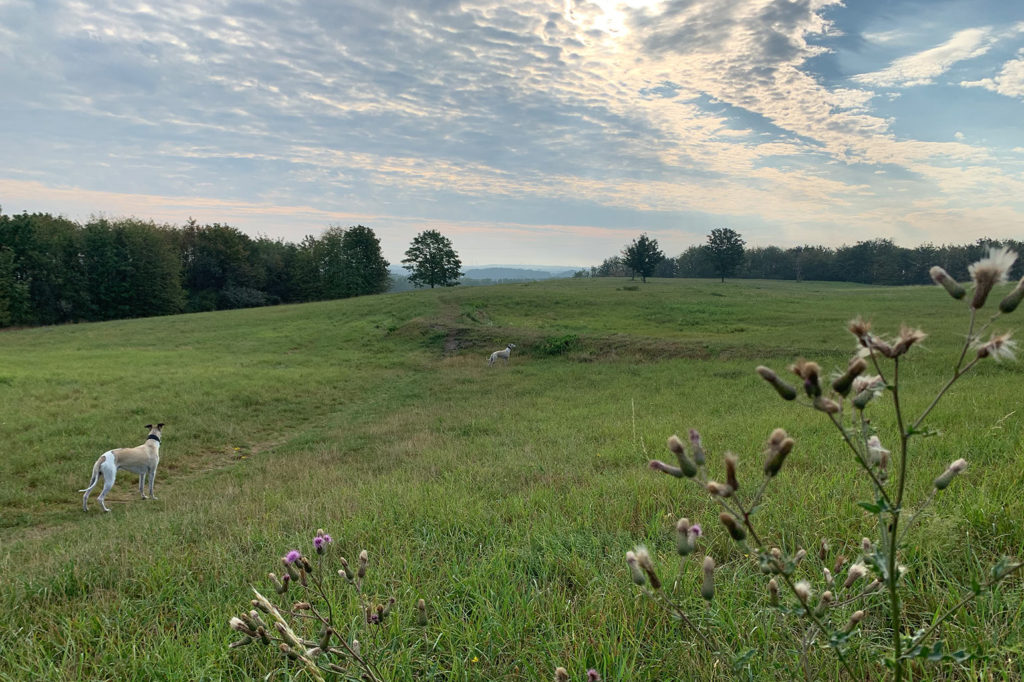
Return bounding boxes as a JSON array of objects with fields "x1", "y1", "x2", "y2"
[
  {"x1": 1, "y1": 0, "x2": 1024, "y2": 263},
  {"x1": 853, "y1": 27, "x2": 995, "y2": 87}
]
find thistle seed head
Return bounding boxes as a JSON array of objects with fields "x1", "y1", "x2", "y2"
[
  {"x1": 969, "y1": 246, "x2": 1018, "y2": 309},
  {"x1": 930, "y1": 266, "x2": 967, "y2": 300},
  {"x1": 701, "y1": 556, "x2": 715, "y2": 602}
]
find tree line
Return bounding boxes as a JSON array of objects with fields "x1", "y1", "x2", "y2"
[
  {"x1": 585, "y1": 230, "x2": 1024, "y2": 285},
  {"x1": 0, "y1": 211, "x2": 463, "y2": 328}
]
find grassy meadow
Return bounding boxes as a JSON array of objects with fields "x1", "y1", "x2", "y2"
[{"x1": 0, "y1": 277, "x2": 1022, "y2": 680}]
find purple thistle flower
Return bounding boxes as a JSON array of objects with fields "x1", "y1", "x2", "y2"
[
  {"x1": 323, "y1": 534, "x2": 332, "y2": 544},
  {"x1": 587, "y1": 670, "x2": 601, "y2": 682},
  {"x1": 314, "y1": 537, "x2": 324, "y2": 550},
  {"x1": 285, "y1": 550, "x2": 301, "y2": 564},
  {"x1": 689, "y1": 524, "x2": 703, "y2": 538}
]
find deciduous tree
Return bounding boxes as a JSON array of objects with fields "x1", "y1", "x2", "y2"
[
  {"x1": 705, "y1": 228, "x2": 746, "y2": 282},
  {"x1": 621, "y1": 233, "x2": 665, "y2": 283},
  {"x1": 402, "y1": 230, "x2": 463, "y2": 288}
]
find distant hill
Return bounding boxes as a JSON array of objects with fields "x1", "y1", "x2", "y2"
[{"x1": 387, "y1": 264, "x2": 580, "y2": 291}]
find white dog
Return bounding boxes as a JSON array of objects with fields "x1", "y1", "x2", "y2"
[
  {"x1": 80, "y1": 423, "x2": 164, "y2": 512},
  {"x1": 488, "y1": 343, "x2": 516, "y2": 366}
]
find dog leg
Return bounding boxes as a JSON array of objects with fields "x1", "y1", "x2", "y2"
[
  {"x1": 96, "y1": 460, "x2": 117, "y2": 513},
  {"x1": 139, "y1": 473, "x2": 148, "y2": 499},
  {"x1": 149, "y1": 464, "x2": 158, "y2": 500}
]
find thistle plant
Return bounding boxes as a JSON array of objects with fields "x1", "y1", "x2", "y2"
[
  {"x1": 227, "y1": 529, "x2": 428, "y2": 681},
  {"x1": 642, "y1": 247, "x2": 1024, "y2": 680}
]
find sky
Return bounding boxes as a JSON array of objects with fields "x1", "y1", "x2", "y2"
[{"x1": 1, "y1": 0, "x2": 1023, "y2": 267}]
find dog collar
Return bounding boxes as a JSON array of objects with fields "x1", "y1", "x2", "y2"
[{"x1": 147, "y1": 434, "x2": 161, "y2": 443}]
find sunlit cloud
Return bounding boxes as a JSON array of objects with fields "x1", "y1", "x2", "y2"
[{"x1": 2, "y1": 0, "x2": 1024, "y2": 265}]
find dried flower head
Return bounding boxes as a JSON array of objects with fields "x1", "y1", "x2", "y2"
[
  {"x1": 632, "y1": 546, "x2": 661, "y2": 589},
  {"x1": 930, "y1": 266, "x2": 967, "y2": 300},
  {"x1": 719, "y1": 512, "x2": 747, "y2": 542},
  {"x1": 867, "y1": 435, "x2": 890, "y2": 470},
  {"x1": 763, "y1": 429, "x2": 794, "y2": 478},
  {"x1": 832, "y1": 357, "x2": 867, "y2": 396},
  {"x1": 975, "y1": 332, "x2": 1017, "y2": 363},
  {"x1": 789, "y1": 359, "x2": 822, "y2": 397},
  {"x1": 848, "y1": 317, "x2": 872, "y2": 346},
  {"x1": 724, "y1": 453, "x2": 740, "y2": 492},
  {"x1": 794, "y1": 580, "x2": 812, "y2": 604},
  {"x1": 701, "y1": 556, "x2": 715, "y2": 602},
  {"x1": 648, "y1": 459, "x2": 684, "y2": 478},
  {"x1": 999, "y1": 276, "x2": 1024, "y2": 313},
  {"x1": 969, "y1": 246, "x2": 1018, "y2": 309},
  {"x1": 934, "y1": 458, "x2": 968, "y2": 490},
  {"x1": 768, "y1": 578, "x2": 779, "y2": 606},
  {"x1": 555, "y1": 667, "x2": 570, "y2": 682},
  {"x1": 756, "y1": 365, "x2": 798, "y2": 401},
  {"x1": 844, "y1": 562, "x2": 868, "y2": 589},
  {"x1": 706, "y1": 481, "x2": 734, "y2": 498},
  {"x1": 689, "y1": 429, "x2": 706, "y2": 465},
  {"x1": 666, "y1": 437, "x2": 698, "y2": 476},
  {"x1": 625, "y1": 551, "x2": 645, "y2": 585},
  {"x1": 891, "y1": 325, "x2": 927, "y2": 357}
]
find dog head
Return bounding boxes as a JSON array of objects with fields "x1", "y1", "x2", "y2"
[{"x1": 145, "y1": 423, "x2": 165, "y2": 438}]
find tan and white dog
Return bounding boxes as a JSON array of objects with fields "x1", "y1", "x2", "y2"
[{"x1": 80, "y1": 423, "x2": 164, "y2": 512}]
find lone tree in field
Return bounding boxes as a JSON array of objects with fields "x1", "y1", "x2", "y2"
[
  {"x1": 402, "y1": 229, "x2": 463, "y2": 288},
  {"x1": 705, "y1": 228, "x2": 746, "y2": 282},
  {"x1": 622, "y1": 233, "x2": 665, "y2": 283}
]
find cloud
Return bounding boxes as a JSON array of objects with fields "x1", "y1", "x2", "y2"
[
  {"x1": 853, "y1": 27, "x2": 995, "y2": 88},
  {"x1": 961, "y1": 51, "x2": 1024, "y2": 98}
]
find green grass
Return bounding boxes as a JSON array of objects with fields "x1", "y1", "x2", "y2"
[{"x1": 1, "y1": 278, "x2": 1022, "y2": 680}]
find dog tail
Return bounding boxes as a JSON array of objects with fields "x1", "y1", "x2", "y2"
[{"x1": 79, "y1": 455, "x2": 103, "y2": 493}]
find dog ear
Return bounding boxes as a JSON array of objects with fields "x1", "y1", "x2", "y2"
[
  {"x1": 146, "y1": 424, "x2": 153, "y2": 429},
  {"x1": 157, "y1": 423, "x2": 165, "y2": 429}
]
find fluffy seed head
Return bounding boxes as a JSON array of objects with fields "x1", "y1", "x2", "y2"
[
  {"x1": 969, "y1": 246, "x2": 1018, "y2": 309},
  {"x1": 555, "y1": 667, "x2": 570, "y2": 682},
  {"x1": 649, "y1": 459, "x2": 684, "y2": 478},
  {"x1": 832, "y1": 357, "x2": 868, "y2": 396},
  {"x1": 891, "y1": 325, "x2": 927, "y2": 357},
  {"x1": 848, "y1": 317, "x2": 872, "y2": 346},
  {"x1": 934, "y1": 458, "x2": 968, "y2": 490},
  {"x1": 844, "y1": 562, "x2": 868, "y2": 589},
  {"x1": 794, "y1": 580, "x2": 812, "y2": 604},
  {"x1": 768, "y1": 578, "x2": 779, "y2": 606},
  {"x1": 757, "y1": 365, "x2": 798, "y2": 401},
  {"x1": 790, "y1": 359, "x2": 822, "y2": 397},
  {"x1": 689, "y1": 429, "x2": 706, "y2": 465},
  {"x1": 975, "y1": 332, "x2": 1017, "y2": 363}
]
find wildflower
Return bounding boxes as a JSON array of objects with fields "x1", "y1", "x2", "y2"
[
  {"x1": 794, "y1": 580, "x2": 812, "y2": 604},
  {"x1": 861, "y1": 537, "x2": 873, "y2": 554},
  {"x1": 701, "y1": 556, "x2": 715, "y2": 601},
  {"x1": 229, "y1": 616, "x2": 255, "y2": 636},
  {"x1": 934, "y1": 458, "x2": 968, "y2": 490},
  {"x1": 818, "y1": 538, "x2": 829, "y2": 562},
  {"x1": 844, "y1": 562, "x2": 868, "y2": 589},
  {"x1": 313, "y1": 532, "x2": 333, "y2": 555},
  {"x1": 666, "y1": 435, "x2": 698, "y2": 476},
  {"x1": 768, "y1": 578, "x2": 779, "y2": 606},
  {"x1": 891, "y1": 325, "x2": 927, "y2": 357},
  {"x1": 284, "y1": 550, "x2": 301, "y2": 565},
  {"x1": 794, "y1": 548, "x2": 807, "y2": 565},
  {"x1": 338, "y1": 557, "x2": 354, "y2": 581},
  {"x1": 833, "y1": 554, "x2": 848, "y2": 574},
  {"x1": 724, "y1": 453, "x2": 740, "y2": 492},
  {"x1": 975, "y1": 332, "x2": 1017, "y2": 362},
  {"x1": 268, "y1": 572, "x2": 287, "y2": 594},
  {"x1": 471, "y1": 656, "x2": 479, "y2": 663},
  {"x1": 689, "y1": 429, "x2": 706, "y2": 465},
  {"x1": 999, "y1": 276, "x2": 1024, "y2": 313},
  {"x1": 417, "y1": 599, "x2": 428, "y2": 626},
  {"x1": 969, "y1": 246, "x2": 1018, "y2": 309},
  {"x1": 588, "y1": 670, "x2": 601, "y2": 682},
  {"x1": 930, "y1": 266, "x2": 967, "y2": 300},
  {"x1": 789, "y1": 359, "x2": 822, "y2": 398},
  {"x1": 831, "y1": 357, "x2": 867, "y2": 396},
  {"x1": 852, "y1": 374, "x2": 883, "y2": 395},
  {"x1": 763, "y1": 429, "x2": 794, "y2": 478},
  {"x1": 823, "y1": 568, "x2": 834, "y2": 589},
  {"x1": 555, "y1": 668, "x2": 570, "y2": 682},
  {"x1": 756, "y1": 365, "x2": 798, "y2": 401}
]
